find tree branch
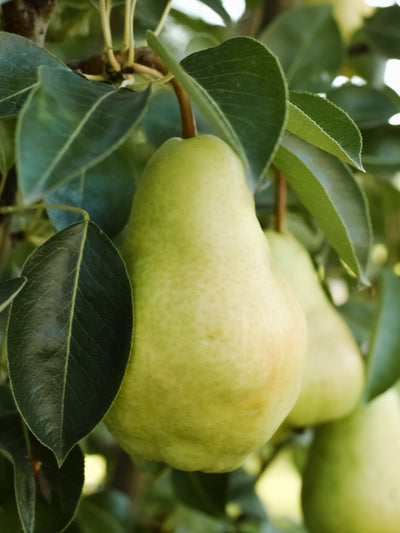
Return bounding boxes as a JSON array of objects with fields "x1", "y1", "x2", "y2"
[{"x1": 1, "y1": 0, "x2": 58, "y2": 46}]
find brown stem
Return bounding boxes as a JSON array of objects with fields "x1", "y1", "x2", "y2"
[
  {"x1": 274, "y1": 170, "x2": 287, "y2": 233},
  {"x1": 169, "y1": 78, "x2": 197, "y2": 139},
  {"x1": 134, "y1": 47, "x2": 196, "y2": 139},
  {"x1": 1, "y1": 0, "x2": 58, "y2": 46}
]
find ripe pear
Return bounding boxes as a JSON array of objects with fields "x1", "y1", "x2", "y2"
[
  {"x1": 302, "y1": 387, "x2": 400, "y2": 533},
  {"x1": 265, "y1": 231, "x2": 364, "y2": 427},
  {"x1": 105, "y1": 135, "x2": 306, "y2": 473}
]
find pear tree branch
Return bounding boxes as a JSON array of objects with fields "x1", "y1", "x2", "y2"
[{"x1": 1, "y1": 0, "x2": 58, "y2": 46}]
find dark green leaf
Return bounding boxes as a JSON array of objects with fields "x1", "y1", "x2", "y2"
[
  {"x1": 45, "y1": 150, "x2": 136, "y2": 238},
  {"x1": 0, "y1": 498, "x2": 24, "y2": 532},
  {"x1": 288, "y1": 91, "x2": 363, "y2": 169},
  {"x1": 327, "y1": 84, "x2": 400, "y2": 129},
  {"x1": 362, "y1": 125, "x2": 400, "y2": 173},
  {"x1": 0, "y1": 32, "x2": 64, "y2": 117},
  {"x1": 0, "y1": 118, "x2": 16, "y2": 175},
  {"x1": 259, "y1": 5, "x2": 343, "y2": 92},
  {"x1": 364, "y1": 269, "x2": 400, "y2": 402},
  {"x1": 0, "y1": 277, "x2": 26, "y2": 313},
  {"x1": 364, "y1": 5, "x2": 400, "y2": 59},
  {"x1": 228, "y1": 469, "x2": 267, "y2": 521},
  {"x1": 17, "y1": 66, "x2": 149, "y2": 203},
  {"x1": 0, "y1": 386, "x2": 84, "y2": 533},
  {"x1": 171, "y1": 469, "x2": 229, "y2": 517},
  {"x1": 148, "y1": 32, "x2": 287, "y2": 188},
  {"x1": 7, "y1": 220, "x2": 133, "y2": 464},
  {"x1": 72, "y1": 497, "x2": 127, "y2": 533},
  {"x1": 274, "y1": 132, "x2": 371, "y2": 283}
]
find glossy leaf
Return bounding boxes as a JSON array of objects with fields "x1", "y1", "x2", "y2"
[
  {"x1": 288, "y1": 91, "x2": 363, "y2": 170},
  {"x1": 364, "y1": 5, "x2": 400, "y2": 59},
  {"x1": 0, "y1": 387, "x2": 84, "y2": 533},
  {"x1": 274, "y1": 132, "x2": 371, "y2": 283},
  {"x1": 0, "y1": 32, "x2": 64, "y2": 117},
  {"x1": 364, "y1": 270, "x2": 400, "y2": 402},
  {"x1": 259, "y1": 5, "x2": 343, "y2": 92},
  {"x1": 327, "y1": 84, "x2": 400, "y2": 129},
  {"x1": 0, "y1": 277, "x2": 26, "y2": 313},
  {"x1": 148, "y1": 32, "x2": 287, "y2": 188},
  {"x1": 361, "y1": 125, "x2": 400, "y2": 173},
  {"x1": 45, "y1": 150, "x2": 136, "y2": 238},
  {"x1": 7, "y1": 220, "x2": 132, "y2": 464},
  {"x1": 17, "y1": 66, "x2": 149, "y2": 203},
  {"x1": 171, "y1": 469, "x2": 229, "y2": 517}
]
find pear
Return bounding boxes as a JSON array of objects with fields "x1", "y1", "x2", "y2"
[
  {"x1": 106, "y1": 135, "x2": 306, "y2": 473},
  {"x1": 265, "y1": 231, "x2": 364, "y2": 427},
  {"x1": 302, "y1": 387, "x2": 400, "y2": 533}
]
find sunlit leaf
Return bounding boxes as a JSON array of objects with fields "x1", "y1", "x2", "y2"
[
  {"x1": 288, "y1": 91, "x2": 363, "y2": 169},
  {"x1": 148, "y1": 32, "x2": 287, "y2": 189},
  {"x1": 274, "y1": 132, "x2": 371, "y2": 283}
]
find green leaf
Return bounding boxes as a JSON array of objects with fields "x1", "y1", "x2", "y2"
[
  {"x1": 259, "y1": 5, "x2": 344, "y2": 93},
  {"x1": 71, "y1": 490, "x2": 136, "y2": 532},
  {"x1": 0, "y1": 387, "x2": 84, "y2": 533},
  {"x1": 228, "y1": 469, "x2": 267, "y2": 521},
  {"x1": 72, "y1": 501, "x2": 126, "y2": 533},
  {"x1": 364, "y1": 5, "x2": 400, "y2": 59},
  {"x1": 17, "y1": 66, "x2": 149, "y2": 203},
  {"x1": 171, "y1": 469, "x2": 229, "y2": 517},
  {"x1": 197, "y1": 0, "x2": 231, "y2": 25},
  {"x1": 45, "y1": 150, "x2": 136, "y2": 238},
  {"x1": 0, "y1": 277, "x2": 26, "y2": 313},
  {"x1": 0, "y1": 118, "x2": 16, "y2": 175},
  {"x1": 327, "y1": 84, "x2": 400, "y2": 129},
  {"x1": 288, "y1": 91, "x2": 363, "y2": 170},
  {"x1": 7, "y1": 220, "x2": 133, "y2": 464},
  {"x1": 0, "y1": 32, "x2": 64, "y2": 117},
  {"x1": 361, "y1": 125, "x2": 400, "y2": 173},
  {"x1": 148, "y1": 32, "x2": 288, "y2": 188},
  {"x1": 363, "y1": 270, "x2": 400, "y2": 402},
  {"x1": 274, "y1": 132, "x2": 371, "y2": 283}
]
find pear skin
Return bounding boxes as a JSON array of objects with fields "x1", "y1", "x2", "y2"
[
  {"x1": 106, "y1": 135, "x2": 306, "y2": 473},
  {"x1": 302, "y1": 387, "x2": 400, "y2": 533},
  {"x1": 265, "y1": 231, "x2": 364, "y2": 427}
]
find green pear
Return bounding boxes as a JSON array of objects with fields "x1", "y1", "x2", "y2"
[
  {"x1": 265, "y1": 231, "x2": 364, "y2": 427},
  {"x1": 105, "y1": 135, "x2": 307, "y2": 473},
  {"x1": 302, "y1": 387, "x2": 400, "y2": 533}
]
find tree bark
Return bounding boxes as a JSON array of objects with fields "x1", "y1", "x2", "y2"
[{"x1": 1, "y1": 0, "x2": 57, "y2": 46}]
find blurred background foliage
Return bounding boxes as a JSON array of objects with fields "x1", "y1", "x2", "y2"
[{"x1": 1, "y1": 0, "x2": 400, "y2": 531}]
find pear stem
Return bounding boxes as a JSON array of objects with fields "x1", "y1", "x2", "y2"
[
  {"x1": 275, "y1": 170, "x2": 287, "y2": 233},
  {"x1": 134, "y1": 47, "x2": 197, "y2": 139},
  {"x1": 170, "y1": 78, "x2": 197, "y2": 139}
]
